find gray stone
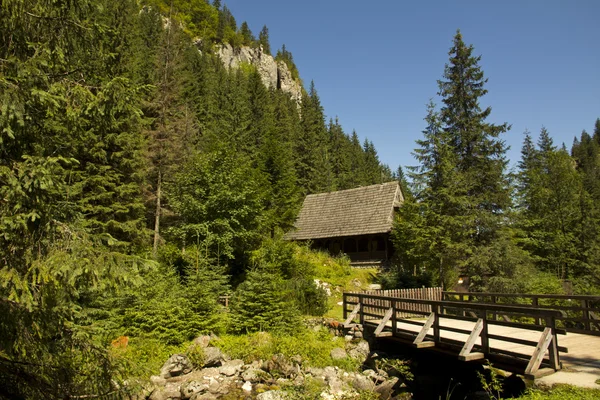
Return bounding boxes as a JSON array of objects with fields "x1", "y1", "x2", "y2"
[
  {"x1": 202, "y1": 347, "x2": 225, "y2": 368},
  {"x1": 241, "y1": 380, "x2": 252, "y2": 393},
  {"x1": 352, "y1": 374, "x2": 376, "y2": 392},
  {"x1": 330, "y1": 347, "x2": 348, "y2": 360},
  {"x1": 344, "y1": 335, "x2": 354, "y2": 342},
  {"x1": 149, "y1": 382, "x2": 181, "y2": 400},
  {"x1": 160, "y1": 354, "x2": 193, "y2": 378},
  {"x1": 375, "y1": 377, "x2": 400, "y2": 400},
  {"x1": 241, "y1": 367, "x2": 264, "y2": 382},
  {"x1": 180, "y1": 381, "x2": 208, "y2": 400},
  {"x1": 348, "y1": 341, "x2": 370, "y2": 362},
  {"x1": 194, "y1": 367, "x2": 218, "y2": 379},
  {"x1": 256, "y1": 390, "x2": 289, "y2": 400},
  {"x1": 353, "y1": 331, "x2": 363, "y2": 339},
  {"x1": 327, "y1": 376, "x2": 345, "y2": 394},
  {"x1": 150, "y1": 375, "x2": 166, "y2": 386},
  {"x1": 190, "y1": 393, "x2": 217, "y2": 400},
  {"x1": 263, "y1": 353, "x2": 296, "y2": 378},
  {"x1": 322, "y1": 366, "x2": 339, "y2": 380},
  {"x1": 192, "y1": 335, "x2": 212, "y2": 348},
  {"x1": 218, "y1": 359, "x2": 244, "y2": 376}
]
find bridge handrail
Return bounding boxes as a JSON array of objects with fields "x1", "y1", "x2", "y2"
[
  {"x1": 344, "y1": 292, "x2": 563, "y2": 318},
  {"x1": 442, "y1": 291, "x2": 600, "y2": 335},
  {"x1": 443, "y1": 291, "x2": 600, "y2": 301}
]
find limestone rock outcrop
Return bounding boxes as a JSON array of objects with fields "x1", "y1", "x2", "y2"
[{"x1": 215, "y1": 43, "x2": 303, "y2": 108}]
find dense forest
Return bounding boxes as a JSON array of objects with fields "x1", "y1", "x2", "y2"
[
  {"x1": 0, "y1": 0, "x2": 394, "y2": 398},
  {"x1": 1, "y1": 0, "x2": 599, "y2": 398},
  {"x1": 389, "y1": 32, "x2": 600, "y2": 296}
]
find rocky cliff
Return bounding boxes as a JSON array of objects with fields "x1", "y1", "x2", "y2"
[{"x1": 216, "y1": 44, "x2": 303, "y2": 108}]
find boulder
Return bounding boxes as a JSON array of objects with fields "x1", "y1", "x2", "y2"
[
  {"x1": 218, "y1": 359, "x2": 244, "y2": 377},
  {"x1": 330, "y1": 347, "x2": 348, "y2": 360},
  {"x1": 180, "y1": 381, "x2": 208, "y2": 400},
  {"x1": 160, "y1": 354, "x2": 193, "y2": 379},
  {"x1": 203, "y1": 347, "x2": 226, "y2": 368}
]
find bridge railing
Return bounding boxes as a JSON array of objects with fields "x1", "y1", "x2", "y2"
[
  {"x1": 347, "y1": 287, "x2": 442, "y2": 318},
  {"x1": 343, "y1": 292, "x2": 564, "y2": 377},
  {"x1": 443, "y1": 291, "x2": 600, "y2": 335}
]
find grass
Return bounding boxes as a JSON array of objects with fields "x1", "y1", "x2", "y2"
[
  {"x1": 517, "y1": 385, "x2": 600, "y2": 399},
  {"x1": 110, "y1": 336, "x2": 187, "y2": 381},
  {"x1": 211, "y1": 328, "x2": 361, "y2": 371},
  {"x1": 290, "y1": 245, "x2": 381, "y2": 320}
]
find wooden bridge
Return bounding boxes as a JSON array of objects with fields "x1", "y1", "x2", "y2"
[{"x1": 343, "y1": 290, "x2": 600, "y2": 379}]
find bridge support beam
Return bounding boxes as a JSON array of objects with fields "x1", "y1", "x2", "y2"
[
  {"x1": 413, "y1": 312, "x2": 436, "y2": 348},
  {"x1": 525, "y1": 327, "x2": 554, "y2": 378},
  {"x1": 458, "y1": 318, "x2": 485, "y2": 361}
]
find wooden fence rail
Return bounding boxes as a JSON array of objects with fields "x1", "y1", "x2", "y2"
[
  {"x1": 443, "y1": 291, "x2": 600, "y2": 336},
  {"x1": 346, "y1": 287, "x2": 442, "y2": 318}
]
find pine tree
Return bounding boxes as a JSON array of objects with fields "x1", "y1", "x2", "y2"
[
  {"x1": 239, "y1": 21, "x2": 255, "y2": 46},
  {"x1": 297, "y1": 81, "x2": 334, "y2": 194},
  {"x1": 259, "y1": 25, "x2": 271, "y2": 54}
]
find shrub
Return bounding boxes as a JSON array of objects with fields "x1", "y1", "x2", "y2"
[{"x1": 229, "y1": 270, "x2": 299, "y2": 333}]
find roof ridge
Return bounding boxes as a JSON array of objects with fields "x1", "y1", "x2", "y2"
[{"x1": 305, "y1": 181, "x2": 399, "y2": 198}]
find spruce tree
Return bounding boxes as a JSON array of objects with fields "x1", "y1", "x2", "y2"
[{"x1": 259, "y1": 25, "x2": 271, "y2": 54}]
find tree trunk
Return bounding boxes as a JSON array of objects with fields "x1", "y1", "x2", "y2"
[{"x1": 153, "y1": 170, "x2": 162, "y2": 258}]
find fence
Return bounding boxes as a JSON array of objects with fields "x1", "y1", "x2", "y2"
[{"x1": 345, "y1": 287, "x2": 442, "y2": 318}]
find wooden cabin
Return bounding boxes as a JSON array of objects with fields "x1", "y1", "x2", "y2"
[{"x1": 285, "y1": 182, "x2": 404, "y2": 267}]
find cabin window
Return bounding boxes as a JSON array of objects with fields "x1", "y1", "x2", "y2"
[{"x1": 343, "y1": 238, "x2": 356, "y2": 253}]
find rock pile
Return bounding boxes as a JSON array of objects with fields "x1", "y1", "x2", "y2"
[{"x1": 143, "y1": 335, "x2": 408, "y2": 400}]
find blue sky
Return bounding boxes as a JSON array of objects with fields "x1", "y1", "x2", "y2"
[{"x1": 224, "y1": 0, "x2": 600, "y2": 172}]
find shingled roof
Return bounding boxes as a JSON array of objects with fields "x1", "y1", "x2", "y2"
[{"x1": 285, "y1": 181, "x2": 403, "y2": 240}]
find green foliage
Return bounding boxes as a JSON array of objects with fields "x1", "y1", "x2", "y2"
[
  {"x1": 393, "y1": 31, "x2": 515, "y2": 291},
  {"x1": 518, "y1": 385, "x2": 600, "y2": 400},
  {"x1": 213, "y1": 328, "x2": 354, "y2": 369},
  {"x1": 276, "y1": 44, "x2": 301, "y2": 81},
  {"x1": 167, "y1": 148, "x2": 265, "y2": 267},
  {"x1": 186, "y1": 344, "x2": 206, "y2": 369},
  {"x1": 229, "y1": 270, "x2": 299, "y2": 333},
  {"x1": 110, "y1": 337, "x2": 186, "y2": 382}
]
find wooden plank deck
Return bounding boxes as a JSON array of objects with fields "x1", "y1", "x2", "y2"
[{"x1": 365, "y1": 316, "x2": 600, "y2": 369}]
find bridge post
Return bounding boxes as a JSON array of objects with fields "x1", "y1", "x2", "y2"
[
  {"x1": 481, "y1": 309, "x2": 490, "y2": 354},
  {"x1": 359, "y1": 295, "x2": 364, "y2": 325},
  {"x1": 532, "y1": 297, "x2": 541, "y2": 326},
  {"x1": 547, "y1": 316, "x2": 560, "y2": 370},
  {"x1": 433, "y1": 304, "x2": 440, "y2": 343},
  {"x1": 343, "y1": 293, "x2": 347, "y2": 320},
  {"x1": 582, "y1": 299, "x2": 591, "y2": 332},
  {"x1": 391, "y1": 298, "x2": 397, "y2": 336}
]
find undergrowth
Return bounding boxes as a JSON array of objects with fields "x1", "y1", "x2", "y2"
[
  {"x1": 518, "y1": 385, "x2": 600, "y2": 399},
  {"x1": 212, "y1": 328, "x2": 361, "y2": 370}
]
